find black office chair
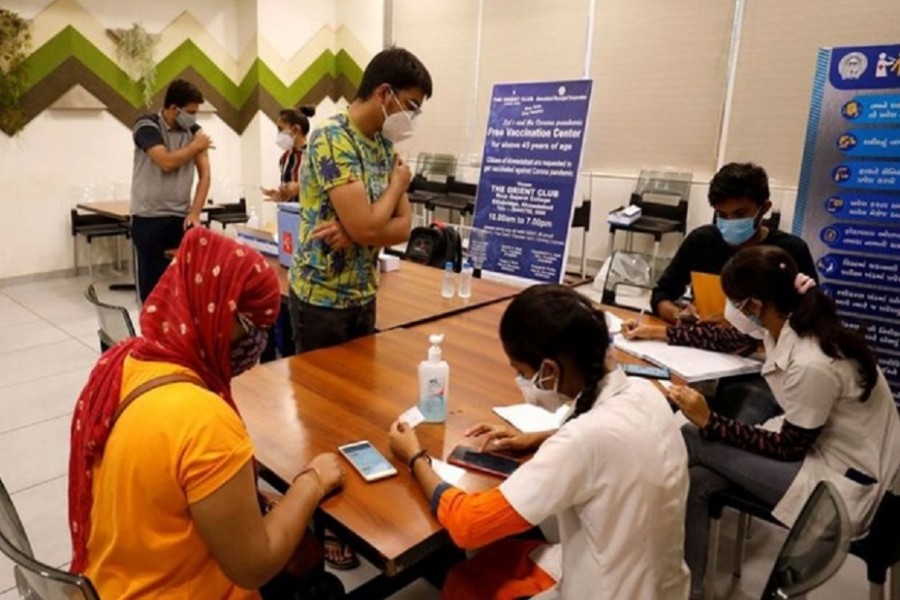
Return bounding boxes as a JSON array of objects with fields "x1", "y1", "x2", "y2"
[
  {"x1": 708, "y1": 485, "x2": 900, "y2": 600},
  {"x1": 206, "y1": 198, "x2": 249, "y2": 229},
  {"x1": 427, "y1": 178, "x2": 477, "y2": 227},
  {"x1": 608, "y1": 170, "x2": 691, "y2": 269},
  {"x1": 85, "y1": 283, "x2": 136, "y2": 351},
  {"x1": 71, "y1": 209, "x2": 131, "y2": 278},
  {"x1": 411, "y1": 153, "x2": 458, "y2": 223},
  {"x1": 408, "y1": 173, "x2": 449, "y2": 221},
  {"x1": 762, "y1": 209, "x2": 782, "y2": 231},
  {"x1": 760, "y1": 481, "x2": 851, "y2": 599},
  {"x1": 0, "y1": 476, "x2": 101, "y2": 600}
]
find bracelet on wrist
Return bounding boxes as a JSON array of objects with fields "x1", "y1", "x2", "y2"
[
  {"x1": 292, "y1": 466, "x2": 323, "y2": 498},
  {"x1": 408, "y1": 449, "x2": 432, "y2": 473}
]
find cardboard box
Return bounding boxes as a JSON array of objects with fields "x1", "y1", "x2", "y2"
[{"x1": 277, "y1": 203, "x2": 300, "y2": 267}]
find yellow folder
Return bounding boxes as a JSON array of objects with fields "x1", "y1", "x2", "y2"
[{"x1": 691, "y1": 272, "x2": 727, "y2": 321}]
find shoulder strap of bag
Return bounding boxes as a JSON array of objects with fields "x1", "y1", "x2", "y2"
[{"x1": 111, "y1": 373, "x2": 206, "y2": 427}]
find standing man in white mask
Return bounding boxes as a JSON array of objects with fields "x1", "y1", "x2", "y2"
[{"x1": 288, "y1": 47, "x2": 431, "y2": 355}]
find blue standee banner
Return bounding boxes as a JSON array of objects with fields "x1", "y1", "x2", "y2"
[
  {"x1": 794, "y1": 44, "x2": 900, "y2": 402},
  {"x1": 472, "y1": 80, "x2": 592, "y2": 283}
]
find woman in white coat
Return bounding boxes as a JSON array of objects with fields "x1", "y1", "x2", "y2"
[
  {"x1": 670, "y1": 246, "x2": 900, "y2": 599},
  {"x1": 388, "y1": 284, "x2": 691, "y2": 600}
]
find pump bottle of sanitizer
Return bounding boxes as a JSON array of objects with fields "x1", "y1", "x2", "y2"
[{"x1": 418, "y1": 334, "x2": 449, "y2": 423}]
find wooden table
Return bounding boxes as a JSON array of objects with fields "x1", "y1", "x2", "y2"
[
  {"x1": 233, "y1": 299, "x2": 673, "y2": 598},
  {"x1": 233, "y1": 301, "x2": 518, "y2": 580},
  {"x1": 264, "y1": 255, "x2": 521, "y2": 331}
]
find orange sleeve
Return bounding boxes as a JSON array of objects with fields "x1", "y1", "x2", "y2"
[{"x1": 436, "y1": 486, "x2": 533, "y2": 549}]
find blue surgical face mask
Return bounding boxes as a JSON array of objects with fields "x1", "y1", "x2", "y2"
[{"x1": 717, "y1": 213, "x2": 759, "y2": 246}]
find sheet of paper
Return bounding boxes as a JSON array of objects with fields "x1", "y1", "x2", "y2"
[
  {"x1": 399, "y1": 406, "x2": 425, "y2": 428},
  {"x1": 690, "y1": 271, "x2": 727, "y2": 320},
  {"x1": 493, "y1": 403, "x2": 571, "y2": 433},
  {"x1": 432, "y1": 459, "x2": 466, "y2": 485},
  {"x1": 613, "y1": 334, "x2": 762, "y2": 383},
  {"x1": 605, "y1": 312, "x2": 624, "y2": 335}
]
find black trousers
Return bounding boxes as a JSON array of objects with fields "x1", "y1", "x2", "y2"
[
  {"x1": 288, "y1": 289, "x2": 376, "y2": 353},
  {"x1": 131, "y1": 215, "x2": 186, "y2": 303}
]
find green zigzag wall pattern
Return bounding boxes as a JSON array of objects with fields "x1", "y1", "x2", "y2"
[{"x1": 8, "y1": 26, "x2": 364, "y2": 136}]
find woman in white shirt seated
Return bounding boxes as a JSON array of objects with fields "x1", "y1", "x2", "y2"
[
  {"x1": 670, "y1": 245, "x2": 900, "y2": 599},
  {"x1": 388, "y1": 284, "x2": 691, "y2": 600}
]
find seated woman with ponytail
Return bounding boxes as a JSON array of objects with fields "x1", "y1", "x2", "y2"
[
  {"x1": 388, "y1": 284, "x2": 691, "y2": 600},
  {"x1": 670, "y1": 245, "x2": 900, "y2": 599}
]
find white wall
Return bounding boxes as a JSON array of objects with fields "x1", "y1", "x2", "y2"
[
  {"x1": 0, "y1": 0, "x2": 380, "y2": 280},
  {"x1": 441, "y1": 160, "x2": 799, "y2": 275}
]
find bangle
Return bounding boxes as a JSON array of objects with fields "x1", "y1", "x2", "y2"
[
  {"x1": 292, "y1": 466, "x2": 323, "y2": 499},
  {"x1": 408, "y1": 449, "x2": 432, "y2": 473}
]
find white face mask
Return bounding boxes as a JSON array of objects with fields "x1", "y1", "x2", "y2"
[
  {"x1": 724, "y1": 298, "x2": 765, "y2": 339},
  {"x1": 381, "y1": 90, "x2": 417, "y2": 143},
  {"x1": 275, "y1": 130, "x2": 295, "y2": 151},
  {"x1": 515, "y1": 362, "x2": 568, "y2": 411}
]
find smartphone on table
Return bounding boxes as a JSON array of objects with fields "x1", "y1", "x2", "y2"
[
  {"x1": 447, "y1": 445, "x2": 522, "y2": 478},
  {"x1": 338, "y1": 440, "x2": 398, "y2": 482},
  {"x1": 622, "y1": 363, "x2": 671, "y2": 380}
]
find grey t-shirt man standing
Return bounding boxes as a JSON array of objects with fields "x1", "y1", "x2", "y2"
[{"x1": 130, "y1": 78, "x2": 212, "y2": 302}]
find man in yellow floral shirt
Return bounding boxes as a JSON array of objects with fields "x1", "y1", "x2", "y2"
[{"x1": 288, "y1": 48, "x2": 432, "y2": 352}]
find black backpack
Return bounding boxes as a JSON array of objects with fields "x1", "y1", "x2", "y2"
[{"x1": 405, "y1": 222, "x2": 462, "y2": 271}]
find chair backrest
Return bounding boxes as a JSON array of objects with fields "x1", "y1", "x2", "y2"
[
  {"x1": 409, "y1": 173, "x2": 449, "y2": 195},
  {"x1": 630, "y1": 169, "x2": 692, "y2": 230},
  {"x1": 417, "y1": 152, "x2": 457, "y2": 182},
  {"x1": 601, "y1": 250, "x2": 655, "y2": 311},
  {"x1": 217, "y1": 197, "x2": 247, "y2": 215},
  {"x1": 447, "y1": 178, "x2": 477, "y2": 198},
  {"x1": 761, "y1": 480, "x2": 851, "y2": 600},
  {"x1": 85, "y1": 284, "x2": 136, "y2": 350},
  {"x1": 763, "y1": 209, "x2": 782, "y2": 231},
  {"x1": 0, "y1": 478, "x2": 101, "y2": 600}
]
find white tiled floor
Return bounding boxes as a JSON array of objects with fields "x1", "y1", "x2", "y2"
[
  {"x1": 0, "y1": 270, "x2": 438, "y2": 599},
  {"x1": 0, "y1": 270, "x2": 874, "y2": 599}
]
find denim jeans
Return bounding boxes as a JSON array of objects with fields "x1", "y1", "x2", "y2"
[{"x1": 681, "y1": 424, "x2": 801, "y2": 596}]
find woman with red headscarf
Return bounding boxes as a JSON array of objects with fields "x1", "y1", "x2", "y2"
[{"x1": 68, "y1": 228, "x2": 345, "y2": 599}]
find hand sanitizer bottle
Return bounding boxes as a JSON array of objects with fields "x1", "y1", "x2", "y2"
[
  {"x1": 247, "y1": 208, "x2": 260, "y2": 228},
  {"x1": 458, "y1": 259, "x2": 473, "y2": 298},
  {"x1": 441, "y1": 261, "x2": 456, "y2": 298},
  {"x1": 419, "y1": 334, "x2": 449, "y2": 423}
]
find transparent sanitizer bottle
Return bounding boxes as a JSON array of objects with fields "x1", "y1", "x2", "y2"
[
  {"x1": 418, "y1": 334, "x2": 449, "y2": 423},
  {"x1": 458, "y1": 259, "x2": 473, "y2": 298},
  {"x1": 441, "y1": 261, "x2": 456, "y2": 298}
]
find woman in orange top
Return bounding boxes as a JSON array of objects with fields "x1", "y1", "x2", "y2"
[
  {"x1": 68, "y1": 228, "x2": 345, "y2": 599},
  {"x1": 389, "y1": 285, "x2": 690, "y2": 600}
]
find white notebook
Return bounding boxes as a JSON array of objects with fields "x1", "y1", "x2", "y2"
[
  {"x1": 493, "y1": 403, "x2": 572, "y2": 433},
  {"x1": 613, "y1": 334, "x2": 762, "y2": 383}
]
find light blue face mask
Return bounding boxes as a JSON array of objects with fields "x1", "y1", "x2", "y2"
[{"x1": 716, "y1": 213, "x2": 758, "y2": 246}]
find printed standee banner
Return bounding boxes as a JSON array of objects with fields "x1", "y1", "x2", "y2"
[
  {"x1": 472, "y1": 80, "x2": 593, "y2": 284},
  {"x1": 793, "y1": 44, "x2": 900, "y2": 402}
]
